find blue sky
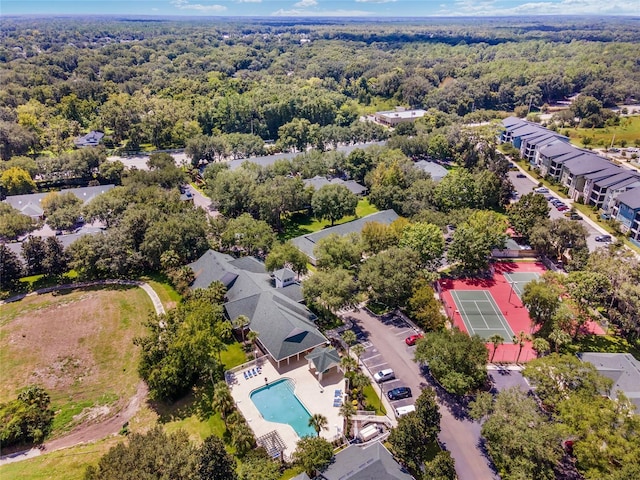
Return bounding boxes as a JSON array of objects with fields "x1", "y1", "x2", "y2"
[{"x1": 2, "y1": 0, "x2": 637, "y2": 17}]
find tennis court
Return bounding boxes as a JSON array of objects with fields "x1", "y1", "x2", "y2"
[
  {"x1": 450, "y1": 290, "x2": 515, "y2": 342},
  {"x1": 503, "y1": 272, "x2": 540, "y2": 299}
]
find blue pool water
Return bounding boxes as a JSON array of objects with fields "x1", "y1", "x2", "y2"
[{"x1": 250, "y1": 378, "x2": 316, "y2": 438}]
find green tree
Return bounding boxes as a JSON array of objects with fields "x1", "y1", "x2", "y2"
[
  {"x1": 85, "y1": 426, "x2": 198, "y2": 480},
  {"x1": 311, "y1": 183, "x2": 358, "y2": 226},
  {"x1": 507, "y1": 192, "x2": 550, "y2": 240},
  {"x1": 221, "y1": 213, "x2": 275, "y2": 257},
  {"x1": 313, "y1": 233, "x2": 362, "y2": 271},
  {"x1": 41, "y1": 191, "x2": 83, "y2": 231},
  {"x1": 339, "y1": 400, "x2": 356, "y2": 438},
  {"x1": 399, "y1": 221, "x2": 445, "y2": 270},
  {"x1": 253, "y1": 176, "x2": 309, "y2": 229},
  {"x1": 414, "y1": 328, "x2": 488, "y2": 395},
  {"x1": 532, "y1": 337, "x2": 550, "y2": 357},
  {"x1": 433, "y1": 168, "x2": 476, "y2": 212},
  {"x1": 308, "y1": 413, "x2": 329, "y2": 437},
  {"x1": 207, "y1": 168, "x2": 257, "y2": 218},
  {"x1": 212, "y1": 381, "x2": 236, "y2": 428},
  {"x1": 557, "y1": 393, "x2": 640, "y2": 480},
  {"x1": 522, "y1": 354, "x2": 612, "y2": 412},
  {"x1": 341, "y1": 330, "x2": 357, "y2": 355},
  {"x1": 21, "y1": 235, "x2": 47, "y2": 275},
  {"x1": 548, "y1": 328, "x2": 571, "y2": 353},
  {"x1": 0, "y1": 203, "x2": 36, "y2": 240},
  {"x1": 448, "y1": 210, "x2": 508, "y2": 272},
  {"x1": 237, "y1": 451, "x2": 281, "y2": 480},
  {"x1": 0, "y1": 244, "x2": 23, "y2": 290},
  {"x1": 232, "y1": 315, "x2": 250, "y2": 344},
  {"x1": 264, "y1": 242, "x2": 309, "y2": 277},
  {"x1": 488, "y1": 334, "x2": 504, "y2": 363},
  {"x1": 522, "y1": 278, "x2": 562, "y2": 333},
  {"x1": 360, "y1": 220, "x2": 400, "y2": 254},
  {"x1": 422, "y1": 451, "x2": 457, "y2": 480},
  {"x1": 359, "y1": 247, "x2": 421, "y2": 308},
  {"x1": 197, "y1": 435, "x2": 237, "y2": 480},
  {"x1": 0, "y1": 166, "x2": 36, "y2": 195},
  {"x1": 292, "y1": 436, "x2": 334, "y2": 477},
  {"x1": 513, "y1": 330, "x2": 531, "y2": 363},
  {"x1": 480, "y1": 388, "x2": 563, "y2": 480},
  {"x1": 231, "y1": 422, "x2": 256, "y2": 457},
  {"x1": 406, "y1": 279, "x2": 447, "y2": 331},
  {"x1": 302, "y1": 268, "x2": 357, "y2": 312},
  {"x1": 0, "y1": 385, "x2": 54, "y2": 446}
]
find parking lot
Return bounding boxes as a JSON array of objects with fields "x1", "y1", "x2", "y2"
[
  {"x1": 508, "y1": 170, "x2": 613, "y2": 252},
  {"x1": 346, "y1": 311, "x2": 421, "y2": 413}
]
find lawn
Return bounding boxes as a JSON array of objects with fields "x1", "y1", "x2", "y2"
[
  {"x1": 363, "y1": 384, "x2": 387, "y2": 416},
  {"x1": 0, "y1": 286, "x2": 153, "y2": 435},
  {"x1": 139, "y1": 273, "x2": 182, "y2": 308},
  {"x1": 279, "y1": 198, "x2": 379, "y2": 241},
  {"x1": 565, "y1": 115, "x2": 640, "y2": 148},
  {"x1": 0, "y1": 437, "x2": 121, "y2": 480}
]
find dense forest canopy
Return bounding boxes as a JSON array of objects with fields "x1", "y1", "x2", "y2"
[{"x1": 0, "y1": 16, "x2": 638, "y2": 155}]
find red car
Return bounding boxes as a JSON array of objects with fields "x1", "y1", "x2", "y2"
[{"x1": 405, "y1": 334, "x2": 424, "y2": 346}]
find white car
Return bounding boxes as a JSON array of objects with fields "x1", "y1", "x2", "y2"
[{"x1": 373, "y1": 368, "x2": 395, "y2": 383}]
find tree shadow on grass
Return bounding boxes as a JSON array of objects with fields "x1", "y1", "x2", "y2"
[{"x1": 148, "y1": 392, "x2": 200, "y2": 424}]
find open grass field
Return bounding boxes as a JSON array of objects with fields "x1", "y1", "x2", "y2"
[
  {"x1": 0, "y1": 437, "x2": 121, "y2": 480},
  {"x1": 280, "y1": 198, "x2": 379, "y2": 241},
  {"x1": 566, "y1": 115, "x2": 640, "y2": 148},
  {"x1": 0, "y1": 286, "x2": 153, "y2": 435}
]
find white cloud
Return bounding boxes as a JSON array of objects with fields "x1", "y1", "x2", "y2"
[
  {"x1": 445, "y1": 0, "x2": 638, "y2": 16},
  {"x1": 236, "y1": 0, "x2": 262, "y2": 3},
  {"x1": 355, "y1": 0, "x2": 397, "y2": 3},
  {"x1": 271, "y1": 8, "x2": 374, "y2": 16},
  {"x1": 294, "y1": 0, "x2": 318, "y2": 6},
  {"x1": 170, "y1": 0, "x2": 227, "y2": 12}
]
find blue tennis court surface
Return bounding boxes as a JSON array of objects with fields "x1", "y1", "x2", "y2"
[{"x1": 450, "y1": 290, "x2": 515, "y2": 342}]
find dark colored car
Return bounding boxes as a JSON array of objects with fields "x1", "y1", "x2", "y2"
[
  {"x1": 516, "y1": 173, "x2": 527, "y2": 178},
  {"x1": 595, "y1": 235, "x2": 612, "y2": 242},
  {"x1": 387, "y1": 387, "x2": 412, "y2": 401},
  {"x1": 405, "y1": 334, "x2": 424, "y2": 346}
]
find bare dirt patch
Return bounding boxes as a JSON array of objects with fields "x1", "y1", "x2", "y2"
[{"x1": 0, "y1": 286, "x2": 153, "y2": 436}]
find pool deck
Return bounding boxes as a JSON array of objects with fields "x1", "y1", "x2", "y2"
[{"x1": 228, "y1": 356, "x2": 346, "y2": 458}]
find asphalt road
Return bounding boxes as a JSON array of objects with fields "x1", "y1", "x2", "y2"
[
  {"x1": 507, "y1": 169, "x2": 611, "y2": 252},
  {"x1": 342, "y1": 308, "x2": 499, "y2": 480}
]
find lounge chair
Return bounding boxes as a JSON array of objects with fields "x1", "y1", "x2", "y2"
[
  {"x1": 333, "y1": 399, "x2": 342, "y2": 407},
  {"x1": 244, "y1": 371, "x2": 249, "y2": 380},
  {"x1": 334, "y1": 389, "x2": 342, "y2": 397},
  {"x1": 251, "y1": 368, "x2": 257, "y2": 376}
]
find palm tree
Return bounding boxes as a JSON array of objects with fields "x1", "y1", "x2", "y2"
[
  {"x1": 352, "y1": 344, "x2": 365, "y2": 365},
  {"x1": 341, "y1": 330, "x2": 357, "y2": 355},
  {"x1": 247, "y1": 330, "x2": 260, "y2": 357},
  {"x1": 340, "y1": 355, "x2": 357, "y2": 374},
  {"x1": 231, "y1": 423, "x2": 255, "y2": 457},
  {"x1": 350, "y1": 372, "x2": 370, "y2": 405},
  {"x1": 513, "y1": 330, "x2": 532, "y2": 363},
  {"x1": 549, "y1": 328, "x2": 571, "y2": 353},
  {"x1": 308, "y1": 413, "x2": 328, "y2": 437},
  {"x1": 488, "y1": 334, "x2": 504, "y2": 363},
  {"x1": 339, "y1": 401, "x2": 356, "y2": 438},
  {"x1": 212, "y1": 381, "x2": 235, "y2": 428},
  {"x1": 232, "y1": 315, "x2": 250, "y2": 343},
  {"x1": 532, "y1": 337, "x2": 550, "y2": 357}
]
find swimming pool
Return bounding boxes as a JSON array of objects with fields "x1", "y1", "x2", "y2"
[{"x1": 250, "y1": 378, "x2": 316, "y2": 438}]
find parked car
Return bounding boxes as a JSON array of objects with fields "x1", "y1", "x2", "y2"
[
  {"x1": 570, "y1": 214, "x2": 582, "y2": 220},
  {"x1": 557, "y1": 205, "x2": 569, "y2": 212},
  {"x1": 387, "y1": 387, "x2": 412, "y2": 401},
  {"x1": 516, "y1": 173, "x2": 527, "y2": 178},
  {"x1": 405, "y1": 334, "x2": 424, "y2": 346},
  {"x1": 373, "y1": 369, "x2": 395, "y2": 383},
  {"x1": 595, "y1": 235, "x2": 612, "y2": 242},
  {"x1": 534, "y1": 187, "x2": 549, "y2": 193}
]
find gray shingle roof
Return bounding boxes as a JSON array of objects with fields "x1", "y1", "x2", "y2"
[
  {"x1": 186, "y1": 250, "x2": 327, "y2": 362},
  {"x1": 3, "y1": 185, "x2": 115, "y2": 218},
  {"x1": 594, "y1": 171, "x2": 640, "y2": 189},
  {"x1": 562, "y1": 154, "x2": 612, "y2": 176},
  {"x1": 317, "y1": 442, "x2": 414, "y2": 480},
  {"x1": 538, "y1": 141, "x2": 576, "y2": 158},
  {"x1": 306, "y1": 346, "x2": 341, "y2": 373},
  {"x1": 290, "y1": 210, "x2": 400, "y2": 262},
  {"x1": 615, "y1": 188, "x2": 640, "y2": 210},
  {"x1": 303, "y1": 176, "x2": 367, "y2": 195},
  {"x1": 414, "y1": 161, "x2": 448, "y2": 181},
  {"x1": 577, "y1": 352, "x2": 640, "y2": 412}
]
